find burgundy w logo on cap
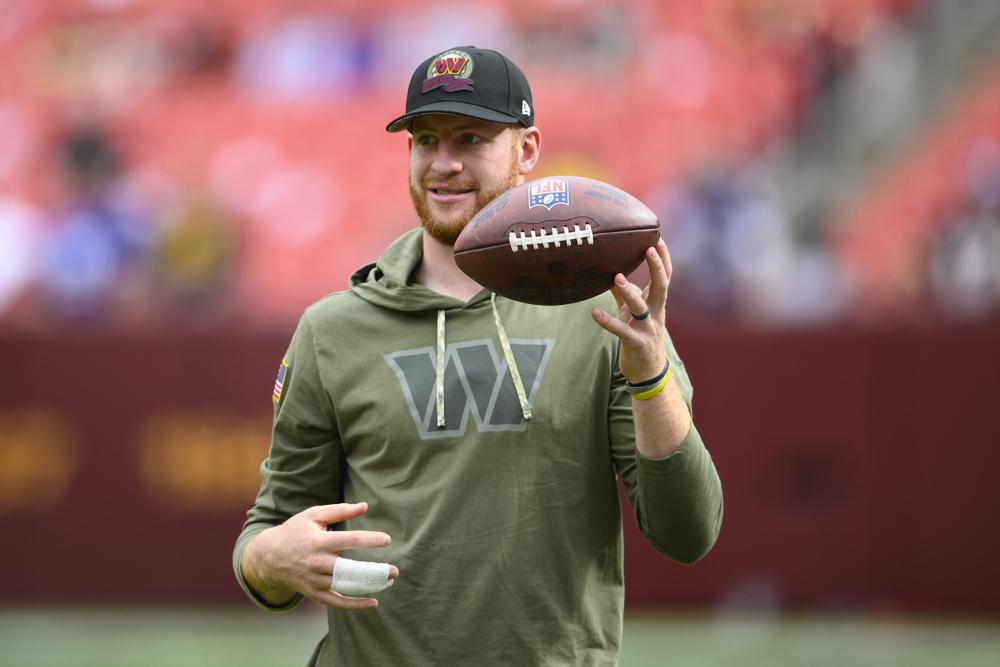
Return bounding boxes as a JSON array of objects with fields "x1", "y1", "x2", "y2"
[{"x1": 422, "y1": 50, "x2": 474, "y2": 93}]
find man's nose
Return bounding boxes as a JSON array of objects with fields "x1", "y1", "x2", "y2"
[{"x1": 430, "y1": 141, "x2": 463, "y2": 175}]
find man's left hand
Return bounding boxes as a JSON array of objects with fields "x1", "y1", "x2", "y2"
[{"x1": 590, "y1": 240, "x2": 671, "y2": 382}]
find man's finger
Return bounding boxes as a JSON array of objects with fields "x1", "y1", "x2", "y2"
[
  {"x1": 320, "y1": 529, "x2": 393, "y2": 551},
  {"x1": 645, "y1": 245, "x2": 669, "y2": 313},
  {"x1": 304, "y1": 502, "x2": 369, "y2": 527},
  {"x1": 308, "y1": 562, "x2": 399, "y2": 583},
  {"x1": 591, "y1": 306, "x2": 634, "y2": 341},
  {"x1": 611, "y1": 286, "x2": 627, "y2": 313},
  {"x1": 611, "y1": 275, "x2": 648, "y2": 321},
  {"x1": 310, "y1": 589, "x2": 381, "y2": 611},
  {"x1": 330, "y1": 556, "x2": 396, "y2": 596}
]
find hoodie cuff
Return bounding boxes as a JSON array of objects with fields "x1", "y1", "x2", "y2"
[{"x1": 234, "y1": 527, "x2": 304, "y2": 613}]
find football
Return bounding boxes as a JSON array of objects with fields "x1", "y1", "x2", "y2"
[{"x1": 454, "y1": 175, "x2": 661, "y2": 305}]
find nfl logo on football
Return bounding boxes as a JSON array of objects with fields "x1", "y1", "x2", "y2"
[{"x1": 528, "y1": 179, "x2": 570, "y2": 210}]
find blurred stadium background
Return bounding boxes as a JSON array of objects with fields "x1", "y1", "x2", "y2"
[{"x1": 1, "y1": 0, "x2": 999, "y2": 664}]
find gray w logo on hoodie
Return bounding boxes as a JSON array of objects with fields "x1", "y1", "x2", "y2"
[{"x1": 385, "y1": 339, "x2": 554, "y2": 440}]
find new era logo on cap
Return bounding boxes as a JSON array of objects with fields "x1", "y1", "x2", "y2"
[{"x1": 386, "y1": 46, "x2": 535, "y2": 133}]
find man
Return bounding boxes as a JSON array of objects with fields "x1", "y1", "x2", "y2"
[{"x1": 234, "y1": 46, "x2": 723, "y2": 666}]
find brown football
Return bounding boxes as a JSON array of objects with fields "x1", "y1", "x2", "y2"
[{"x1": 454, "y1": 175, "x2": 660, "y2": 305}]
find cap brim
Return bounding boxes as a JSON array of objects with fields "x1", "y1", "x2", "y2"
[{"x1": 386, "y1": 101, "x2": 522, "y2": 133}]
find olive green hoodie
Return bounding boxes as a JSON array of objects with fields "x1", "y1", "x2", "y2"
[{"x1": 234, "y1": 228, "x2": 723, "y2": 666}]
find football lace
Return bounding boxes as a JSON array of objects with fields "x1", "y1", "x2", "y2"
[{"x1": 508, "y1": 224, "x2": 594, "y2": 252}]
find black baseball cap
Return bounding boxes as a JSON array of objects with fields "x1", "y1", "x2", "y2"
[{"x1": 386, "y1": 46, "x2": 534, "y2": 133}]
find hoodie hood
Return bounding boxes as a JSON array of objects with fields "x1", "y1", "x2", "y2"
[{"x1": 350, "y1": 227, "x2": 492, "y2": 313}]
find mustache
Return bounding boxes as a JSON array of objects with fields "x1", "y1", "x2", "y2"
[{"x1": 422, "y1": 182, "x2": 477, "y2": 191}]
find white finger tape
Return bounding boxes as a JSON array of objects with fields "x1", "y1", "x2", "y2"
[{"x1": 331, "y1": 557, "x2": 394, "y2": 596}]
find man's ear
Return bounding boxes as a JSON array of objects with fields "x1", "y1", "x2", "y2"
[{"x1": 518, "y1": 127, "x2": 541, "y2": 175}]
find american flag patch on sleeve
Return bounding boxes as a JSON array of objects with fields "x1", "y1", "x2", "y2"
[{"x1": 273, "y1": 359, "x2": 289, "y2": 402}]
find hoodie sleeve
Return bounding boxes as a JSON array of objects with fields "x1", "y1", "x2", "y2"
[
  {"x1": 609, "y1": 328, "x2": 723, "y2": 565},
  {"x1": 233, "y1": 311, "x2": 345, "y2": 611}
]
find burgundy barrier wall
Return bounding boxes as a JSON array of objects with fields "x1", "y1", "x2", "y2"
[{"x1": 1, "y1": 324, "x2": 998, "y2": 612}]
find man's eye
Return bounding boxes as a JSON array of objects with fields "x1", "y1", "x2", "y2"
[
  {"x1": 415, "y1": 134, "x2": 437, "y2": 145},
  {"x1": 462, "y1": 134, "x2": 482, "y2": 144}
]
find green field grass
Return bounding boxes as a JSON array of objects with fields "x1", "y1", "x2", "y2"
[{"x1": 1, "y1": 607, "x2": 998, "y2": 666}]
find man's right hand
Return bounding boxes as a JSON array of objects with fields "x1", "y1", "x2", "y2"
[{"x1": 241, "y1": 502, "x2": 398, "y2": 610}]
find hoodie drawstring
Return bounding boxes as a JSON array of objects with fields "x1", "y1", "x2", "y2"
[
  {"x1": 436, "y1": 309, "x2": 447, "y2": 428},
  {"x1": 434, "y1": 295, "x2": 532, "y2": 429},
  {"x1": 491, "y1": 293, "x2": 532, "y2": 422}
]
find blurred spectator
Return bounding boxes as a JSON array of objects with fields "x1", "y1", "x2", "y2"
[
  {"x1": 150, "y1": 7, "x2": 230, "y2": 78},
  {"x1": 233, "y1": 10, "x2": 375, "y2": 100},
  {"x1": 927, "y1": 203, "x2": 1000, "y2": 319},
  {"x1": 656, "y1": 159, "x2": 852, "y2": 325},
  {"x1": 153, "y1": 194, "x2": 235, "y2": 320},
  {"x1": 38, "y1": 120, "x2": 152, "y2": 320},
  {"x1": 925, "y1": 136, "x2": 1000, "y2": 319},
  {"x1": 0, "y1": 197, "x2": 43, "y2": 318},
  {"x1": 509, "y1": 0, "x2": 634, "y2": 71},
  {"x1": 40, "y1": 206, "x2": 124, "y2": 318},
  {"x1": 657, "y1": 165, "x2": 747, "y2": 317},
  {"x1": 57, "y1": 121, "x2": 120, "y2": 196},
  {"x1": 966, "y1": 135, "x2": 1000, "y2": 211},
  {"x1": 371, "y1": 1, "x2": 515, "y2": 89},
  {"x1": 28, "y1": 13, "x2": 169, "y2": 113}
]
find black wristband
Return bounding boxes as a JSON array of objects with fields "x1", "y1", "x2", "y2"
[{"x1": 624, "y1": 359, "x2": 670, "y2": 394}]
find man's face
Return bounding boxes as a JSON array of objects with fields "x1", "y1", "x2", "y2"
[{"x1": 408, "y1": 114, "x2": 522, "y2": 245}]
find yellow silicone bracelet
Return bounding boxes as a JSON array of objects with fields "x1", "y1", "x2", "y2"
[{"x1": 632, "y1": 368, "x2": 670, "y2": 400}]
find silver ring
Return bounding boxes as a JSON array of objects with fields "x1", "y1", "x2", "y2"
[{"x1": 632, "y1": 308, "x2": 651, "y2": 321}]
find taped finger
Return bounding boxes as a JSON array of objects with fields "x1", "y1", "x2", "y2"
[{"x1": 331, "y1": 557, "x2": 395, "y2": 596}]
